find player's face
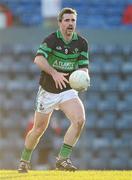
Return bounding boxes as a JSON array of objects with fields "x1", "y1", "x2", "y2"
[{"x1": 59, "y1": 14, "x2": 77, "y2": 37}]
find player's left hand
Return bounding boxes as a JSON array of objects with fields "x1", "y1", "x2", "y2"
[{"x1": 52, "y1": 71, "x2": 69, "y2": 89}]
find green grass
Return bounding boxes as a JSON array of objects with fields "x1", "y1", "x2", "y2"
[{"x1": 0, "y1": 170, "x2": 132, "y2": 180}]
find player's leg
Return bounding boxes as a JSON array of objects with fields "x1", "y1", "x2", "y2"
[
  {"x1": 61, "y1": 98, "x2": 85, "y2": 146},
  {"x1": 25, "y1": 111, "x2": 52, "y2": 150},
  {"x1": 56, "y1": 98, "x2": 85, "y2": 170},
  {"x1": 18, "y1": 111, "x2": 52, "y2": 173}
]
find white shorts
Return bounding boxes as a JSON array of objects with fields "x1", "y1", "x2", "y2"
[{"x1": 35, "y1": 86, "x2": 79, "y2": 114}]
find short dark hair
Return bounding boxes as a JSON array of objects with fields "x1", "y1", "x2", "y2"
[{"x1": 58, "y1": 7, "x2": 77, "y2": 22}]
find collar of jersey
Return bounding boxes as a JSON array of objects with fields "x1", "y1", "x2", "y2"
[{"x1": 56, "y1": 30, "x2": 78, "y2": 44}]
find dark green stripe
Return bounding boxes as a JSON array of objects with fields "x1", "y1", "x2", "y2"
[
  {"x1": 53, "y1": 50, "x2": 79, "y2": 59},
  {"x1": 56, "y1": 30, "x2": 59, "y2": 38},
  {"x1": 37, "y1": 49, "x2": 48, "y2": 58},
  {"x1": 78, "y1": 60, "x2": 89, "y2": 65},
  {"x1": 40, "y1": 44, "x2": 52, "y2": 52},
  {"x1": 80, "y1": 51, "x2": 89, "y2": 58}
]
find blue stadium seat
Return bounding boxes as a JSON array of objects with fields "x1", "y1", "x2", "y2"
[
  {"x1": 21, "y1": 14, "x2": 43, "y2": 25},
  {"x1": 98, "y1": 149, "x2": 112, "y2": 160},
  {"x1": 110, "y1": 55, "x2": 123, "y2": 68},
  {"x1": 10, "y1": 63, "x2": 28, "y2": 73},
  {"x1": 101, "y1": 131, "x2": 116, "y2": 143},
  {"x1": 110, "y1": 157, "x2": 128, "y2": 169},
  {"x1": 112, "y1": 139, "x2": 129, "y2": 150},
  {"x1": 90, "y1": 61, "x2": 103, "y2": 74},
  {"x1": 100, "y1": 79, "x2": 119, "y2": 92},
  {"x1": 87, "y1": 16, "x2": 106, "y2": 28},
  {"x1": 97, "y1": 99, "x2": 117, "y2": 111},
  {"x1": 86, "y1": 92, "x2": 100, "y2": 105},
  {"x1": 103, "y1": 62, "x2": 121, "y2": 73},
  {"x1": 13, "y1": 44, "x2": 34, "y2": 54},
  {"x1": 96, "y1": 113, "x2": 115, "y2": 129},
  {"x1": 105, "y1": 92, "x2": 119, "y2": 101},
  {"x1": 121, "y1": 62, "x2": 132, "y2": 73},
  {"x1": 122, "y1": 132, "x2": 132, "y2": 146},
  {"x1": 29, "y1": 62, "x2": 40, "y2": 74},
  {"x1": 89, "y1": 75, "x2": 103, "y2": 91},
  {"x1": 92, "y1": 138, "x2": 111, "y2": 150},
  {"x1": 122, "y1": 45, "x2": 132, "y2": 56},
  {"x1": 85, "y1": 98, "x2": 98, "y2": 111},
  {"x1": 90, "y1": 44, "x2": 105, "y2": 54},
  {"x1": 90, "y1": 52, "x2": 105, "y2": 73},
  {"x1": 124, "y1": 93, "x2": 132, "y2": 102},
  {"x1": 90, "y1": 157, "x2": 109, "y2": 169},
  {"x1": 104, "y1": 45, "x2": 123, "y2": 55},
  {"x1": 1, "y1": 0, "x2": 42, "y2": 26},
  {"x1": 117, "y1": 149, "x2": 130, "y2": 160},
  {"x1": 85, "y1": 113, "x2": 97, "y2": 129},
  {"x1": 116, "y1": 113, "x2": 132, "y2": 129},
  {"x1": 1, "y1": 0, "x2": 132, "y2": 28},
  {"x1": 118, "y1": 80, "x2": 132, "y2": 92},
  {"x1": 61, "y1": 0, "x2": 129, "y2": 28},
  {"x1": 129, "y1": 160, "x2": 132, "y2": 169},
  {"x1": 7, "y1": 80, "x2": 28, "y2": 92}
]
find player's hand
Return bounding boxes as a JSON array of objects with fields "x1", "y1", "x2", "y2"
[{"x1": 51, "y1": 71, "x2": 69, "y2": 89}]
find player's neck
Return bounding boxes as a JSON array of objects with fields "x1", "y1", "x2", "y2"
[
  {"x1": 64, "y1": 34, "x2": 72, "y2": 42},
  {"x1": 60, "y1": 30, "x2": 73, "y2": 42}
]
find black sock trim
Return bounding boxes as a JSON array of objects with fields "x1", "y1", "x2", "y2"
[{"x1": 63, "y1": 143, "x2": 72, "y2": 149}]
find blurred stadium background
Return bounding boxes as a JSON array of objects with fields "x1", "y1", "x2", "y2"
[{"x1": 0, "y1": 0, "x2": 132, "y2": 170}]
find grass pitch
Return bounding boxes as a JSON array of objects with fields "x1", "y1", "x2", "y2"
[{"x1": 0, "y1": 170, "x2": 132, "y2": 180}]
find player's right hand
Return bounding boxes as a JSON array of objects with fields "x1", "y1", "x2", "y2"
[{"x1": 51, "y1": 71, "x2": 69, "y2": 89}]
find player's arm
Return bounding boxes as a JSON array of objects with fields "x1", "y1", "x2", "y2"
[
  {"x1": 78, "y1": 39, "x2": 89, "y2": 75},
  {"x1": 34, "y1": 39, "x2": 69, "y2": 89},
  {"x1": 34, "y1": 55, "x2": 69, "y2": 90}
]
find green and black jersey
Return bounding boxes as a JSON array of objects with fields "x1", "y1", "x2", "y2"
[{"x1": 36, "y1": 30, "x2": 89, "y2": 93}]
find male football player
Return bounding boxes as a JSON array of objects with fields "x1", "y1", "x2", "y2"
[{"x1": 18, "y1": 7, "x2": 90, "y2": 172}]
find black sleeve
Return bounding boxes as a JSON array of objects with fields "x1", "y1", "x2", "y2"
[
  {"x1": 36, "y1": 34, "x2": 55, "y2": 59},
  {"x1": 78, "y1": 39, "x2": 89, "y2": 68}
]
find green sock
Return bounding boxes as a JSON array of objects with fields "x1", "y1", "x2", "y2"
[
  {"x1": 58, "y1": 143, "x2": 72, "y2": 159},
  {"x1": 21, "y1": 147, "x2": 33, "y2": 162}
]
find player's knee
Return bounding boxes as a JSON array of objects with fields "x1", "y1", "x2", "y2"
[
  {"x1": 34, "y1": 127, "x2": 45, "y2": 137},
  {"x1": 78, "y1": 117, "x2": 85, "y2": 128},
  {"x1": 73, "y1": 116, "x2": 85, "y2": 130}
]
